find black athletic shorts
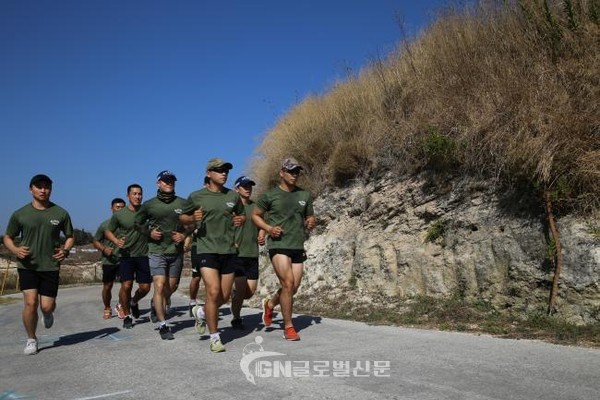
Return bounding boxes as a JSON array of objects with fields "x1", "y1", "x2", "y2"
[
  {"x1": 191, "y1": 252, "x2": 235, "y2": 275},
  {"x1": 268, "y1": 248, "x2": 307, "y2": 264},
  {"x1": 102, "y1": 264, "x2": 120, "y2": 283},
  {"x1": 232, "y1": 257, "x2": 259, "y2": 280},
  {"x1": 18, "y1": 269, "x2": 60, "y2": 297},
  {"x1": 119, "y1": 256, "x2": 152, "y2": 284}
]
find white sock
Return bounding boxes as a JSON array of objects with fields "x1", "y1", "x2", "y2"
[
  {"x1": 196, "y1": 306, "x2": 205, "y2": 319},
  {"x1": 210, "y1": 333, "x2": 220, "y2": 341},
  {"x1": 189, "y1": 300, "x2": 196, "y2": 306}
]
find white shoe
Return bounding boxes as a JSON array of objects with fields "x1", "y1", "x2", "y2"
[
  {"x1": 192, "y1": 304, "x2": 206, "y2": 335},
  {"x1": 193, "y1": 304, "x2": 205, "y2": 319},
  {"x1": 24, "y1": 339, "x2": 38, "y2": 355}
]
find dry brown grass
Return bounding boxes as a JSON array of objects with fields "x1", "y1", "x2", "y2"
[{"x1": 251, "y1": 0, "x2": 599, "y2": 212}]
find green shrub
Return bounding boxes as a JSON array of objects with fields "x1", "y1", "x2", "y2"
[{"x1": 425, "y1": 219, "x2": 447, "y2": 243}]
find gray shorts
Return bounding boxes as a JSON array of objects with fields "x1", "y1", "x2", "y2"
[{"x1": 148, "y1": 253, "x2": 183, "y2": 278}]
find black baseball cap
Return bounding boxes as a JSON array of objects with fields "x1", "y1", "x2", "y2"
[
  {"x1": 157, "y1": 170, "x2": 177, "y2": 182},
  {"x1": 234, "y1": 176, "x2": 256, "y2": 188}
]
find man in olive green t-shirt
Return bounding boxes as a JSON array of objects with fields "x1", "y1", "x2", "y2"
[
  {"x1": 135, "y1": 170, "x2": 190, "y2": 340},
  {"x1": 252, "y1": 158, "x2": 316, "y2": 342},
  {"x1": 104, "y1": 184, "x2": 150, "y2": 330},
  {"x1": 92, "y1": 197, "x2": 126, "y2": 319},
  {"x1": 180, "y1": 157, "x2": 245, "y2": 353},
  {"x1": 230, "y1": 175, "x2": 265, "y2": 330},
  {"x1": 3, "y1": 174, "x2": 74, "y2": 355}
]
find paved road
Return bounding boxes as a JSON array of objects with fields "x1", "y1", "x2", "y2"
[{"x1": 1, "y1": 284, "x2": 599, "y2": 400}]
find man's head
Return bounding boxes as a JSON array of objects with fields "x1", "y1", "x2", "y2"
[
  {"x1": 156, "y1": 170, "x2": 177, "y2": 193},
  {"x1": 206, "y1": 158, "x2": 233, "y2": 172},
  {"x1": 281, "y1": 157, "x2": 303, "y2": 174},
  {"x1": 234, "y1": 175, "x2": 256, "y2": 199},
  {"x1": 279, "y1": 157, "x2": 303, "y2": 184},
  {"x1": 29, "y1": 174, "x2": 53, "y2": 202},
  {"x1": 111, "y1": 197, "x2": 126, "y2": 213},
  {"x1": 127, "y1": 184, "x2": 143, "y2": 207},
  {"x1": 29, "y1": 174, "x2": 53, "y2": 189},
  {"x1": 206, "y1": 158, "x2": 233, "y2": 186}
]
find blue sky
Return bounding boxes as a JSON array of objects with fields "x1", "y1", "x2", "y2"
[{"x1": 1, "y1": 0, "x2": 447, "y2": 233}]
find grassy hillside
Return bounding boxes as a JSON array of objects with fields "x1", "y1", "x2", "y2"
[{"x1": 251, "y1": 0, "x2": 599, "y2": 214}]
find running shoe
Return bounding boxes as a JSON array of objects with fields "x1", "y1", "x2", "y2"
[
  {"x1": 231, "y1": 317, "x2": 244, "y2": 330},
  {"x1": 283, "y1": 326, "x2": 300, "y2": 341},
  {"x1": 42, "y1": 312, "x2": 54, "y2": 329},
  {"x1": 209, "y1": 337, "x2": 226, "y2": 353},
  {"x1": 24, "y1": 339, "x2": 38, "y2": 355},
  {"x1": 159, "y1": 324, "x2": 174, "y2": 340},
  {"x1": 130, "y1": 301, "x2": 140, "y2": 319},
  {"x1": 192, "y1": 304, "x2": 206, "y2": 335},
  {"x1": 150, "y1": 300, "x2": 158, "y2": 323},
  {"x1": 262, "y1": 298, "x2": 273, "y2": 327},
  {"x1": 103, "y1": 307, "x2": 112, "y2": 320},
  {"x1": 123, "y1": 316, "x2": 133, "y2": 329},
  {"x1": 115, "y1": 303, "x2": 126, "y2": 319}
]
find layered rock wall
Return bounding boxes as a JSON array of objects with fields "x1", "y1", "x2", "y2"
[{"x1": 256, "y1": 174, "x2": 600, "y2": 323}]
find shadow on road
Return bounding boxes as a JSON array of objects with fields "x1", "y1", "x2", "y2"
[{"x1": 46, "y1": 327, "x2": 121, "y2": 350}]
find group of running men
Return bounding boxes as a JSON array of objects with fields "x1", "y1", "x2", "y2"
[{"x1": 3, "y1": 157, "x2": 315, "y2": 354}]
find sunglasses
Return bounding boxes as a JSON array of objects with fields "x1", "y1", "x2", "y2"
[
  {"x1": 284, "y1": 168, "x2": 302, "y2": 175},
  {"x1": 210, "y1": 168, "x2": 230, "y2": 174}
]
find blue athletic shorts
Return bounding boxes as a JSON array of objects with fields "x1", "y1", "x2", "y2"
[{"x1": 119, "y1": 256, "x2": 152, "y2": 284}]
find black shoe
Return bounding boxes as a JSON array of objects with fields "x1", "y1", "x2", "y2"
[
  {"x1": 150, "y1": 300, "x2": 157, "y2": 323},
  {"x1": 159, "y1": 324, "x2": 174, "y2": 340},
  {"x1": 123, "y1": 316, "x2": 133, "y2": 329},
  {"x1": 231, "y1": 318, "x2": 245, "y2": 330},
  {"x1": 130, "y1": 302, "x2": 140, "y2": 319}
]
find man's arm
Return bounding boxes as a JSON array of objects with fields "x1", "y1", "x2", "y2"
[
  {"x1": 54, "y1": 235, "x2": 75, "y2": 261},
  {"x1": 252, "y1": 207, "x2": 282, "y2": 238},
  {"x1": 92, "y1": 238, "x2": 114, "y2": 258},
  {"x1": 3, "y1": 234, "x2": 30, "y2": 259}
]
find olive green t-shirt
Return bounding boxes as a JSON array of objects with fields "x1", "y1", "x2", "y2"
[
  {"x1": 5, "y1": 203, "x2": 74, "y2": 271},
  {"x1": 255, "y1": 186, "x2": 314, "y2": 250},
  {"x1": 135, "y1": 196, "x2": 188, "y2": 255},
  {"x1": 236, "y1": 202, "x2": 259, "y2": 258},
  {"x1": 93, "y1": 218, "x2": 119, "y2": 265},
  {"x1": 182, "y1": 187, "x2": 244, "y2": 254},
  {"x1": 106, "y1": 207, "x2": 148, "y2": 257}
]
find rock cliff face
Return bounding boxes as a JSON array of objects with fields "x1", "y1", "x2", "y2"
[{"x1": 256, "y1": 173, "x2": 600, "y2": 324}]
